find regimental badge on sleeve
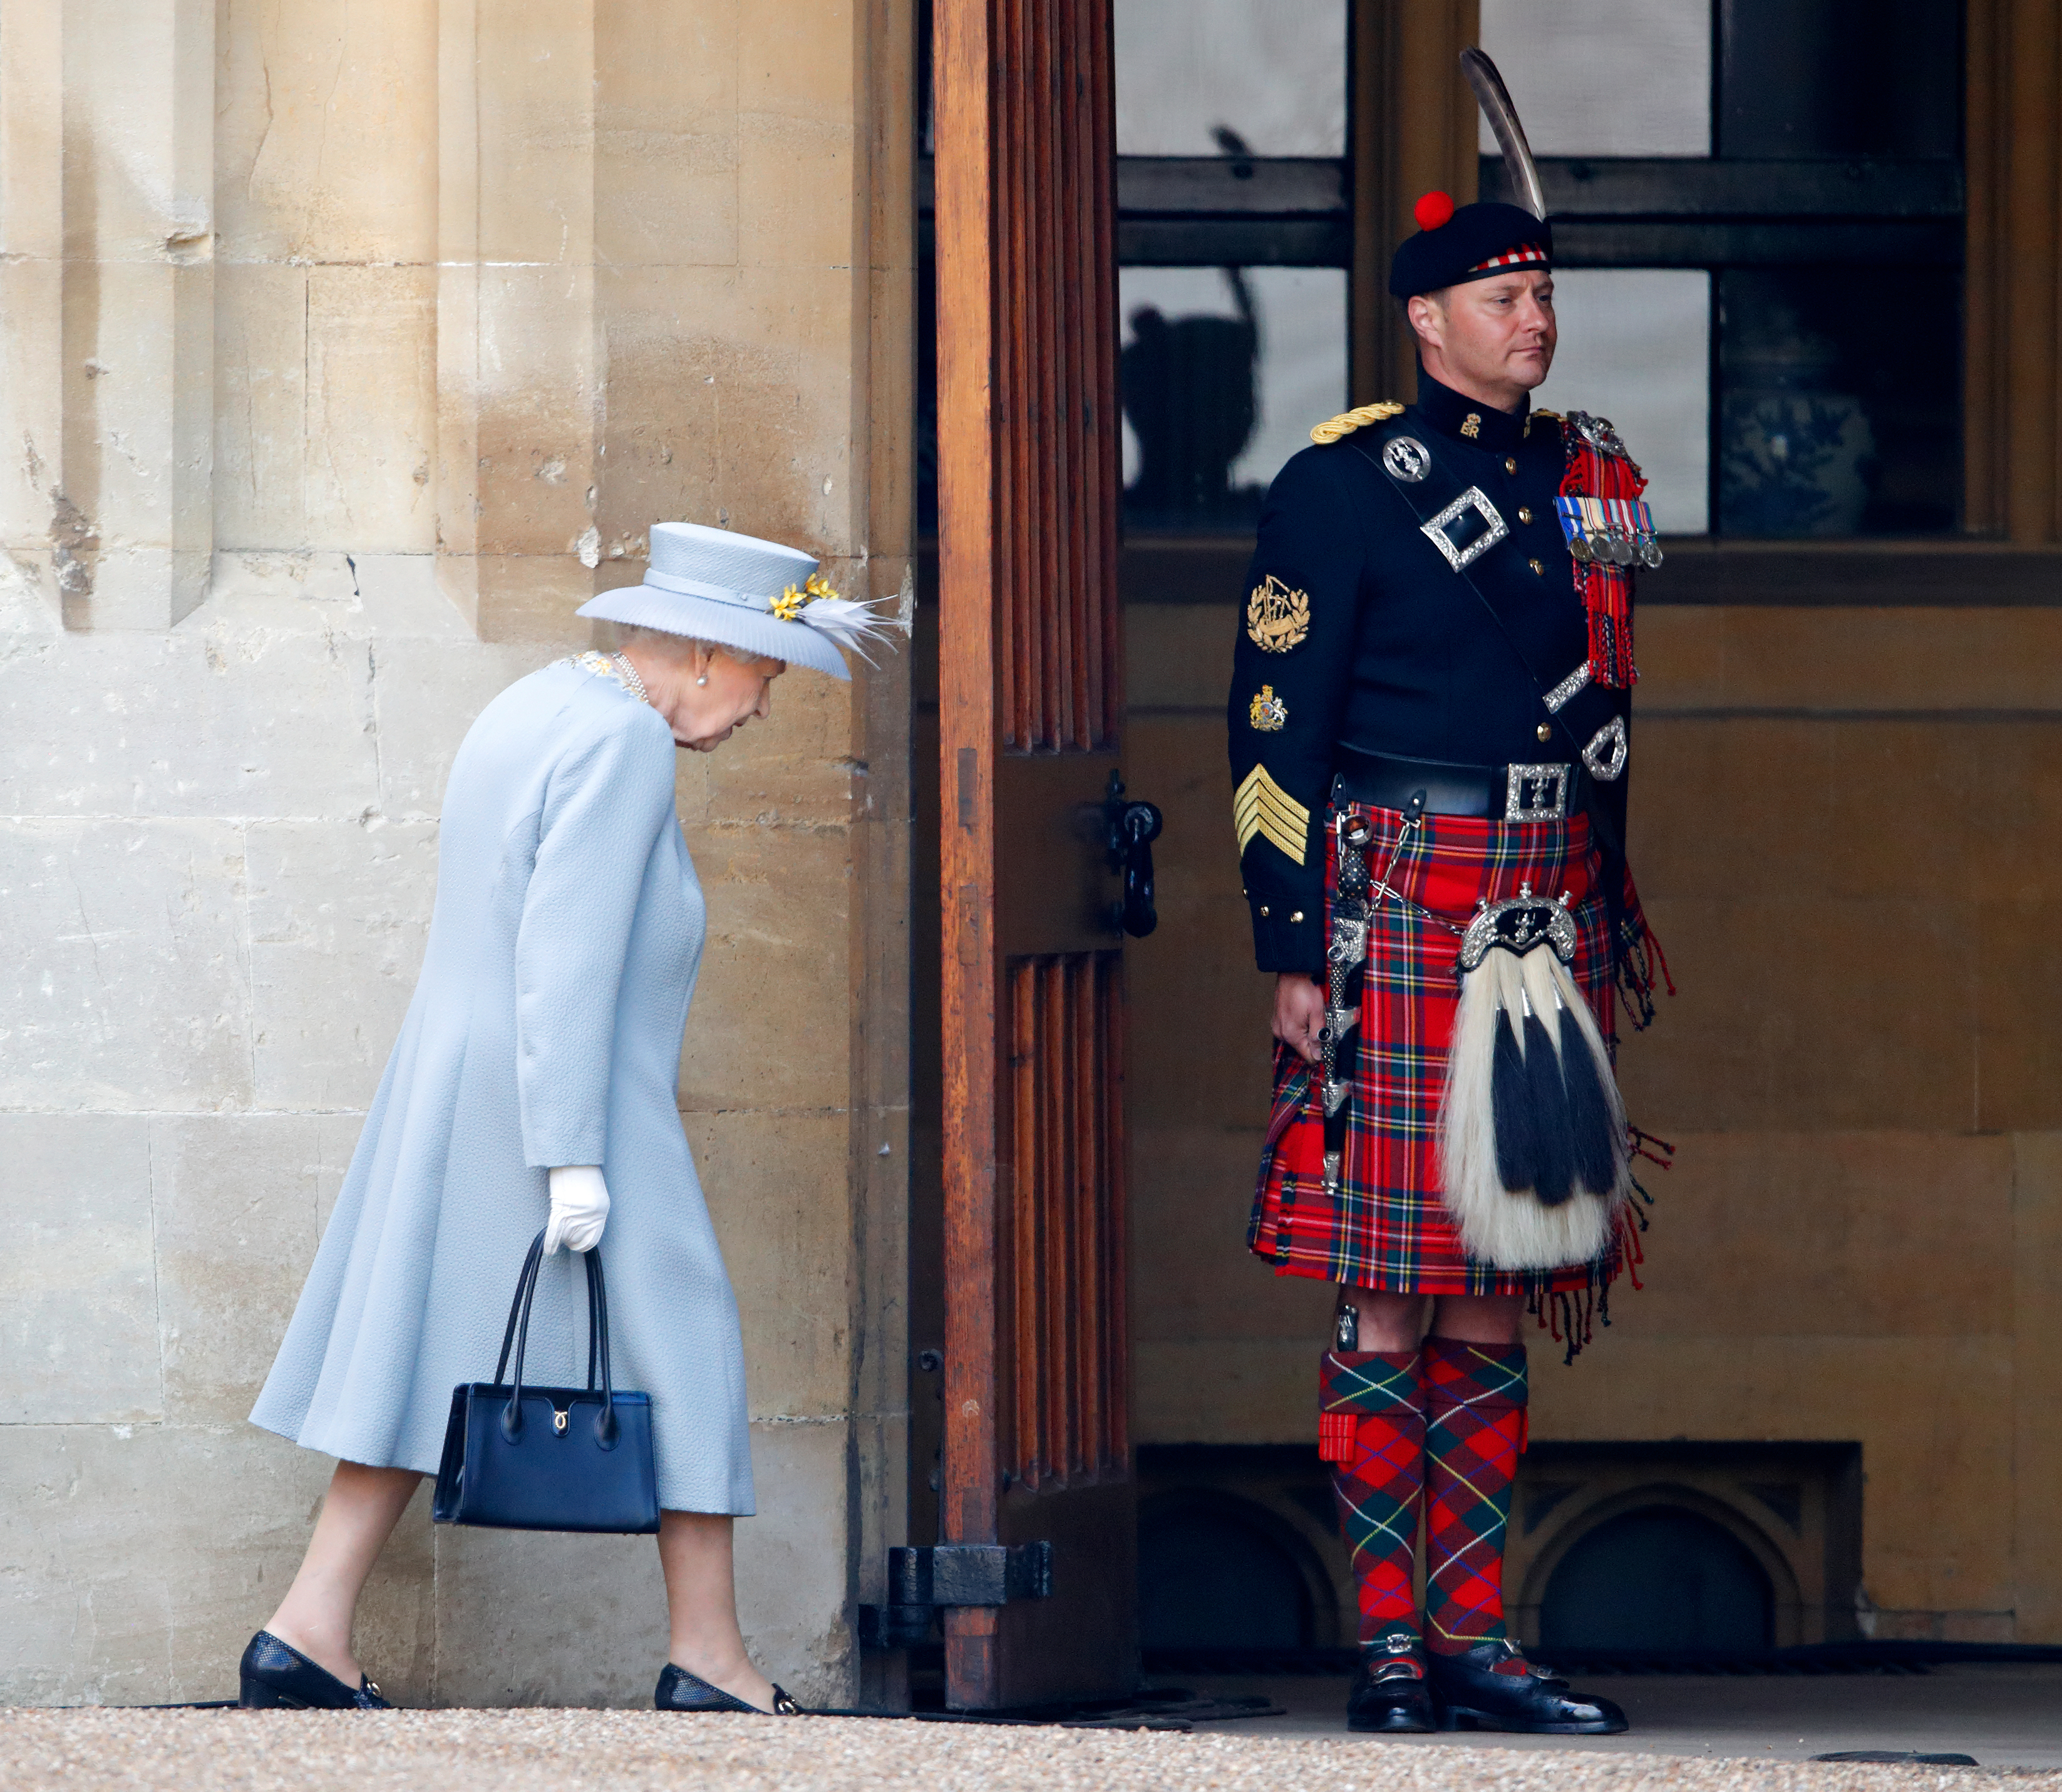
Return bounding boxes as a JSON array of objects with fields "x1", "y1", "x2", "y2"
[
  {"x1": 1245, "y1": 575, "x2": 1311, "y2": 653},
  {"x1": 1248, "y1": 686, "x2": 1287, "y2": 731}
]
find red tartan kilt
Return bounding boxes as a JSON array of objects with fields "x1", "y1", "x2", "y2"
[{"x1": 1249, "y1": 800, "x2": 1629, "y2": 1297}]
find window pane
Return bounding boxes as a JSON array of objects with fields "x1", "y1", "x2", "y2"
[
  {"x1": 1718, "y1": 267, "x2": 1958, "y2": 537},
  {"x1": 1114, "y1": 0, "x2": 1345, "y2": 157},
  {"x1": 1719, "y1": 0, "x2": 1961, "y2": 159},
  {"x1": 1532, "y1": 270, "x2": 1712, "y2": 535},
  {"x1": 1478, "y1": 0, "x2": 1711, "y2": 158},
  {"x1": 1119, "y1": 267, "x2": 1346, "y2": 531}
]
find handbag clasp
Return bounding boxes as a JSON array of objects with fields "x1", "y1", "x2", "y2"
[{"x1": 552, "y1": 1406, "x2": 569, "y2": 1435}]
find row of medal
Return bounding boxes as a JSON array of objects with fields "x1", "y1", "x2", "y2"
[{"x1": 1554, "y1": 495, "x2": 1664, "y2": 569}]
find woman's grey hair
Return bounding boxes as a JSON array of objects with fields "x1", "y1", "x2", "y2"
[{"x1": 613, "y1": 624, "x2": 749, "y2": 662}]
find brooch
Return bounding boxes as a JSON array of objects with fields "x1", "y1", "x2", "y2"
[
  {"x1": 1248, "y1": 685, "x2": 1287, "y2": 731},
  {"x1": 1245, "y1": 574, "x2": 1311, "y2": 652}
]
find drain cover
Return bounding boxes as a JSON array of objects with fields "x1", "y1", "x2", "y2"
[{"x1": 1812, "y1": 1751, "x2": 1979, "y2": 1766}]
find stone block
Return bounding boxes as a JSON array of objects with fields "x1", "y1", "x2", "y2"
[
  {"x1": 593, "y1": 46, "x2": 738, "y2": 269},
  {"x1": 1129, "y1": 1123, "x2": 1326, "y2": 1340},
  {"x1": 2012, "y1": 1132, "x2": 2062, "y2": 1641},
  {"x1": 465, "y1": 265, "x2": 601, "y2": 560},
  {"x1": 455, "y1": 555, "x2": 601, "y2": 648},
  {"x1": 738, "y1": 111, "x2": 858, "y2": 272},
  {"x1": 202, "y1": 550, "x2": 473, "y2": 646},
  {"x1": 217, "y1": 265, "x2": 437, "y2": 555},
  {"x1": 1132, "y1": 1335, "x2": 1334, "y2": 1445},
  {"x1": 468, "y1": 0, "x2": 596, "y2": 267},
  {"x1": 0, "y1": 1116, "x2": 158, "y2": 1424},
  {"x1": 1600, "y1": 1130, "x2": 2014, "y2": 1342},
  {"x1": 0, "y1": 259, "x2": 64, "y2": 549},
  {"x1": 212, "y1": 263, "x2": 309, "y2": 552},
  {"x1": 214, "y1": 0, "x2": 438, "y2": 264},
  {"x1": 372, "y1": 641, "x2": 554, "y2": 819},
  {"x1": 688, "y1": 1110, "x2": 852, "y2": 1418},
  {"x1": 1614, "y1": 892, "x2": 1976, "y2": 1135},
  {"x1": 53, "y1": 260, "x2": 213, "y2": 630},
  {"x1": 0, "y1": 1423, "x2": 334, "y2": 1706},
  {"x1": 678, "y1": 826, "x2": 853, "y2": 1116},
  {"x1": 1626, "y1": 717, "x2": 1835, "y2": 903},
  {"x1": 150, "y1": 1113, "x2": 356, "y2": 1423},
  {"x1": 245, "y1": 820, "x2": 440, "y2": 1113},
  {"x1": 691, "y1": 670, "x2": 854, "y2": 830},
  {"x1": 1631, "y1": 604, "x2": 1726, "y2": 709},
  {"x1": 0, "y1": 820, "x2": 253, "y2": 1113},
  {"x1": 0, "y1": 627, "x2": 379, "y2": 818},
  {"x1": 1967, "y1": 722, "x2": 2062, "y2": 904},
  {"x1": 734, "y1": 1416, "x2": 853, "y2": 1707},
  {"x1": 1687, "y1": 608, "x2": 2062, "y2": 714},
  {"x1": 1976, "y1": 902, "x2": 2062, "y2": 1131},
  {"x1": 1125, "y1": 605, "x2": 1234, "y2": 713},
  {"x1": 428, "y1": 1522, "x2": 668, "y2": 1707}
]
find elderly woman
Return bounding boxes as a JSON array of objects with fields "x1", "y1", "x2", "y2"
[{"x1": 242, "y1": 523, "x2": 889, "y2": 1714}]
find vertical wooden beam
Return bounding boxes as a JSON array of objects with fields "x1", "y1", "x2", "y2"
[
  {"x1": 1964, "y1": 0, "x2": 2062, "y2": 543},
  {"x1": 933, "y1": 0, "x2": 1003, "y2": 1699},
  {"x1": 1348, "y1": 0, "x2": 1482, "y2": 407}
]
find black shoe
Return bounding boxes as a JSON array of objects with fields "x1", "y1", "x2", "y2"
[
  {"x1": 1427, "y1": 1639, "x2": 1626, "y2": 1734},
  {"x1": 654, "y1": 1662, "x2": 800, "y2": 1714},
  {"x1": 237, "y1": 1631, "x2": 391, "y2": 1711},
  {"x1": 1346, "y1": 1630, "x2": 1435, "y2": 1733}
]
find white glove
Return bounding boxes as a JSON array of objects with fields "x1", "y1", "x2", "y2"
[{"x1": 545, "y1": 1165, "x2": 611, "y2": 1254}]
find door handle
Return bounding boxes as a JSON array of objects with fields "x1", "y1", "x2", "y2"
[{"x1": 1102, "y1": 772, "x2": 1163, "y2": 939}]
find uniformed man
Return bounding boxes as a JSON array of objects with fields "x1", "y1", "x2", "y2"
[{"x1": 1228, "y1": 190, "x2": 1667, "y2": 1734}]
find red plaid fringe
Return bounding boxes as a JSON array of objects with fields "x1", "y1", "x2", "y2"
[{"x1": 1249, "y1": 802, "x2": 1629, "y2": 1310}]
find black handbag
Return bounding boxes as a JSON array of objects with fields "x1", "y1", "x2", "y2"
[{"x1": 431, "y1": 1228, "x2": 661, "y2": 1534}]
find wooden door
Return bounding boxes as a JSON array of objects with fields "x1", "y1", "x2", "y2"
[{"x1": 934, "y1": 0, "x2": 1136, "y2": 1712}]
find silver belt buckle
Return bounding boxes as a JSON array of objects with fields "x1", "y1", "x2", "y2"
[
  {"x1": 1505, "y1": 763, "x2": 1570, "y2": 821},
  {"x1": 1420, "y1": 486, "x2": 1508, "y2": 571}
]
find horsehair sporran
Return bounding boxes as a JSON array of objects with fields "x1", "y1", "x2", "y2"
[{"x1": 1437, "y1": 884, "x2": 1629, "y2": 1269}]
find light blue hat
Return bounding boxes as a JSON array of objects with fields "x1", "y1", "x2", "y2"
[{"x1": 577, "y1": 522, "x2": 893, "y2": 681}]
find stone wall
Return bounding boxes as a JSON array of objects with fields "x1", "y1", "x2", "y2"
[
  {"x1": 1, "y1": 0, "x2": 913, "y2": 1706},
  {"x1": 1125, "y1": 601, "x2": 2062, "y2": 1646}
]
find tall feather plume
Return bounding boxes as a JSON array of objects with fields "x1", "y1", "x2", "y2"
[{"x1": 1460, "y1": 47, "x2": 1547, "y2": 222}]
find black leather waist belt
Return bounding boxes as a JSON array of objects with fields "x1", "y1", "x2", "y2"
[{"x1": 1331, "y1": 745, "x2": 1583, "y2": 823}]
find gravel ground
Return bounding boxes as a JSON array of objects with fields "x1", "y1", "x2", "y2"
[{"x1": 5, "y1": 1710, "x2": 2058, "y2": 1792}]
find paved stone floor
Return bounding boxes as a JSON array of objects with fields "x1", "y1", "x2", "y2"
[
  {"x1": 6, "y1": 1687, "x2": 2061, "y2": 1792},
  {"x1": 1177, "y1": 1666, "x2": 2062, "y2": 1769}
]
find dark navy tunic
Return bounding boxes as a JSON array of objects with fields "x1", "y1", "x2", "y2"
[{"x1": 1229, "y1": 372, "x2": 1593, "y2": 974}]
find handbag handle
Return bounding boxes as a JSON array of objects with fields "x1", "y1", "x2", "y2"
[{"x1": 496, "y1": 1228, "x2": 620, "y2": 1447}]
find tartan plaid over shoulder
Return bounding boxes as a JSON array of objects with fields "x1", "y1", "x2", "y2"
[{"x1": 1249, "y1": 801, "x2": 1642, "y2": 1327}]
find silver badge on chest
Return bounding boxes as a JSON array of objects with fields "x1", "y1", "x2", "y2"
[{"x1": 1381, "y1": 436, "x2": 1431, "y2": 483}]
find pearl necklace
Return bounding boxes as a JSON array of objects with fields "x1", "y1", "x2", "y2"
[{"x1": 611, "y1": 651, "x2": 651, "y2": 707}]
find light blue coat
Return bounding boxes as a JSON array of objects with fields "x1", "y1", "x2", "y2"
[{"x1": 251, "y1": 657, "x2": 753, "y2": 1515}]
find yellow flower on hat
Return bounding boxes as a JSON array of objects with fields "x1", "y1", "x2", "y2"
[{"x1": 772, "y1": 571, "x2": 840, "y2": 621}]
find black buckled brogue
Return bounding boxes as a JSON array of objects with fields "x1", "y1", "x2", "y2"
[
  {"x1": 237, "y1": 1630, "x2": 391, "y2": 1710},
  {"x1": 1346, "y1": 1629, "x2": 1435, "y2": 1733},
  {"x1": 1428, "y1": 1639, "x2": 1627, "y2": 1734},
  {"x1": 654, "y1": 1662, "x2": 800, "y2": 1714}
]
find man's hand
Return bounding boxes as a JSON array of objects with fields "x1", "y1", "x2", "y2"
[
  {"x1": 1272, "y1": 972, "x2": 1325, "y2": 1065},
  {"x1": 545, "y1": 1165, "x2": 611, "y2": 1254}
]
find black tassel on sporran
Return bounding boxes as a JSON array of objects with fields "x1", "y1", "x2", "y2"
[{"x1": 1437, "y1": 884, "x2": 1631, "y2": 1269}]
